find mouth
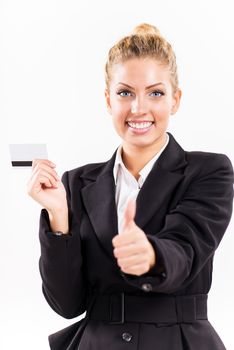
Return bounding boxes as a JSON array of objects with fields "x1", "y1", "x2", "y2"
[{"x1": 126, "y1": 121, "x2": 154, "y2": 130}]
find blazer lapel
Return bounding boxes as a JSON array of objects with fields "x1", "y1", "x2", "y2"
[
  {"x1": 80, "y1": 133, "x2": 187, "y2": 259},
  {"x1": 135, "y1": 133, "x2": 187, "y2": 228},
  {"x1": 81, "y1": 152, "x2": 118, "y2": 259}
]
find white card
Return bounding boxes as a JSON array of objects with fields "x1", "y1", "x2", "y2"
[{"x1": 9, "y1": 144, "x2": 48, "y2": 167}]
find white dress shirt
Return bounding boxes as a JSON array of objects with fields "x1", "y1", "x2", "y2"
[{"x1": 113, "y1": 133, "x2": 170, "y2": 233}]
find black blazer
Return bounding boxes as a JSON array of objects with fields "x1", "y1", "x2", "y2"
[{"x1": 39, "y1": 133, "x2": 233, "y2": 349}]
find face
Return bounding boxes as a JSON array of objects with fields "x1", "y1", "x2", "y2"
[{"x1": 105, "y1": 58, "x2": 181, "y2": 152}]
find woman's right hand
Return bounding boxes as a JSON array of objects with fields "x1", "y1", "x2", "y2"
[{"x1": 27, "y1": 159, "x2": 68, "y2": 212}]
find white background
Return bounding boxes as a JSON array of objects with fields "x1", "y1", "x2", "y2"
[{"x1": 1, "y1": 0, "x2": 234, "y2": 349}]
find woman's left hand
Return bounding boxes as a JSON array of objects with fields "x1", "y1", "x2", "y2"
[{"x1": 112, "y1": 199, "x2": 156, "y2": 276}]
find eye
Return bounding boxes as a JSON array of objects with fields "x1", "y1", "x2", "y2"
[
  {"x1": 149, "y1": 90, "x2": 165, "y2": 97},
  {"x1": 117, "y1": 90, "x2": 133, "y2": 97}
]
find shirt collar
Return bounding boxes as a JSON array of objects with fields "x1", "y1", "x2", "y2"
[
  {"x1": 113, "y1": 133, "x2": 170, "y2": 185},
  {"x1": 113, "y1": 145, "x2": 126, "y2": 185}
]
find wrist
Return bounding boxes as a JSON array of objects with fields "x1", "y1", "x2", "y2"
[
  {"x1": 47, "y1": 206, "x2": 69, "y2": 234},
  {"x1": 46, "y1": 202, "x2": 68, "y2": 215}
]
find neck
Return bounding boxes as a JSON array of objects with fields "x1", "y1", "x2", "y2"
[{"x1": 121, "y1": 133, "x2": 167, "y2": 178}]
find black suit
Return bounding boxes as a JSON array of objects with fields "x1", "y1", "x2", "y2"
[{"x1": 39, "y1": 133, "x2": 233, "y2": 349}]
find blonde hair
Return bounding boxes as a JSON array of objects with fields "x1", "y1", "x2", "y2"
[{"x1": 105, "y1": 23, "x2": 179, "y2": 92}]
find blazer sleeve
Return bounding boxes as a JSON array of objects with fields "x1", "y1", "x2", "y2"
[
  {"x1": 38, "y1": 171, "x2": 87, "y2": 319},
  {"x1": 121, "y1": 153, "x2": 234, "y2": 293}
]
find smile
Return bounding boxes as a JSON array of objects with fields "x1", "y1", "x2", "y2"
[{"x1": 126, "y1": 121, "x2": 154, "y2": 129}]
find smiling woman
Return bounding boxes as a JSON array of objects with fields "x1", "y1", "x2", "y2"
[
  {"x1": 27, "y1": 23, "x2": 233, "y2": 350},
  {"x1": 105, "y1": 58, "x2": 181, "y2": 166}
]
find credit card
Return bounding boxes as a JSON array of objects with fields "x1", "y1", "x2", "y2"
[{"x1": 9, "y1": 144, "x2": 48, "y2": 167}]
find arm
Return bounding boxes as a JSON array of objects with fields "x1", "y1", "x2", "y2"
[
  {"x1": 120, "y1": 154, "x2": 234, "y2": 293},
  {"x1": 39, "y1": 171, "x2": 87, "y2": 319}
]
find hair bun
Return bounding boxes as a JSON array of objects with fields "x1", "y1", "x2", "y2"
[{"x1": 131, "y1": 23, "x2": 162, "y2": 36}]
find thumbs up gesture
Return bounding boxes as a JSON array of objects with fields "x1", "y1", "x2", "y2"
[{"x1": 112, "y1": 199, "x2": 156, "y2": 276}]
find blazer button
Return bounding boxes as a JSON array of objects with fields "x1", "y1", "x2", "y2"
[
  {"x1": 122, "y1": 332, "x2": 132, "y2": 342},
  {"x1": 141, "y1": 283, "x2": 152, "y2": 292},
  {"x1": 161, "y1": 272, "x2": 167, "y2": 278}
]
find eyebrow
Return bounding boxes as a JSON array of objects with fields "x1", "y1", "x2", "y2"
[{"x1": 117, "y1": 82, "x2": 165, "y2": 89}]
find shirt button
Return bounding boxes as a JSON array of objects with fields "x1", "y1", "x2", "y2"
[
  {"x1": 122, "y1": 332, "x2": 132, "y2": 342},
  {"x1": 161, "y1": 272, "x2": 167, "y2": 278},
  {"x1": 141, "y1": 283, "x2": 152, "y2": 292}
]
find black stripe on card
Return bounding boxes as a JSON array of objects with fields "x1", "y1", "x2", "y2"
[{"x1": 12, "y1": 161, "x2": 32, "y2": 167}]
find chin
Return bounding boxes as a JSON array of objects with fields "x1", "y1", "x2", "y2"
[{"x1": 127, "y1": 140, "x2": 156, "y2": 149}]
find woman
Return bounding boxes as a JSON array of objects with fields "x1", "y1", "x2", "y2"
[{"x1": 27, "y1": 23, "x2": 233, "y2": 349}]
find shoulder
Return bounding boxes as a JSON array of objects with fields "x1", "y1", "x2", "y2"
[
  {"x1": 61, "y1": 149, "x2": 118, "y2": 183},
  {"x1": 186, "y1": 150, "x2": 232, "y2": 166},
  {"x1": 168, "y1": 133, "x2": 233, "y2": 172},
  {"x1": 60, "y1": 162, "x2": 108, "y2": 197},
  {"x1": 184, "y1": 150, "x2": 233, "y2": 179},
  {"x1": 62, "y1": 161, "x2": 107, "y2": 183},
  {"x1": 68, "y1": 162, "x2": 107, "y2": 176}
]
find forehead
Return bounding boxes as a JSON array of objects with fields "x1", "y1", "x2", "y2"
[{"x1": 110, "y1": 58, "x2": 171, "y2": 87}]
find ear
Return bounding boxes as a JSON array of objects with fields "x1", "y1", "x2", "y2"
[
  {"x1": 104, "y1": 88, "x2": 112, "y2": 115},
  {"x1": 171, "y1": 88, "x2": 182, "y2": 115}
]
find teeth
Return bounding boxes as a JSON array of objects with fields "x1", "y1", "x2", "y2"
[{"x1": 127, "y1": 121, "x2": 153, "y2": 129}]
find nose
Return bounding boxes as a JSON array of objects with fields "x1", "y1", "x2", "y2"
[{"x1": 131, "y1": 96, "x2": 148, "y2": 115}]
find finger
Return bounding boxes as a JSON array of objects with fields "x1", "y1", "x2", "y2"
[
  {"x1": 112, "y1": 227, "x2": 144, "y2": 247},
  {"x1": 117, "y1": 254, "x2": 146, "y2": 269},
  {"x1": 122, "y1": 198, "x2": 136, "y2": 231},
  {"x1": 38, "y1": 175, "x2": 55, "y2": 188},
  {"x1": 121, "y1": 263, "x2": 150, "y2": 276},
  {"x1": 112, "y1": 231, "x2": 137, "y2": 248},
  {"x1": 113, "y1": 239, "x2": 148, "y2": 257},
  {"x1": 33, "y1": 169, "x2": 59, "y2": 188},
  {"x1": 32, "y1": 163, "x2": 60, "y2": 182},
  {"x1": 32, "y1": 159, "x2": 56, "y2": 171},
  {"x1": 32, "y1": 158, "x2": 56, "y2": 169},
  {"x1": 28, "y1": 174, "x2": 54, "y2": 194}
]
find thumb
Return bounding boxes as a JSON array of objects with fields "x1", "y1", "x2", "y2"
[{"x1": 123, "y1": 198, "x2": 136, "y2": 231}]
